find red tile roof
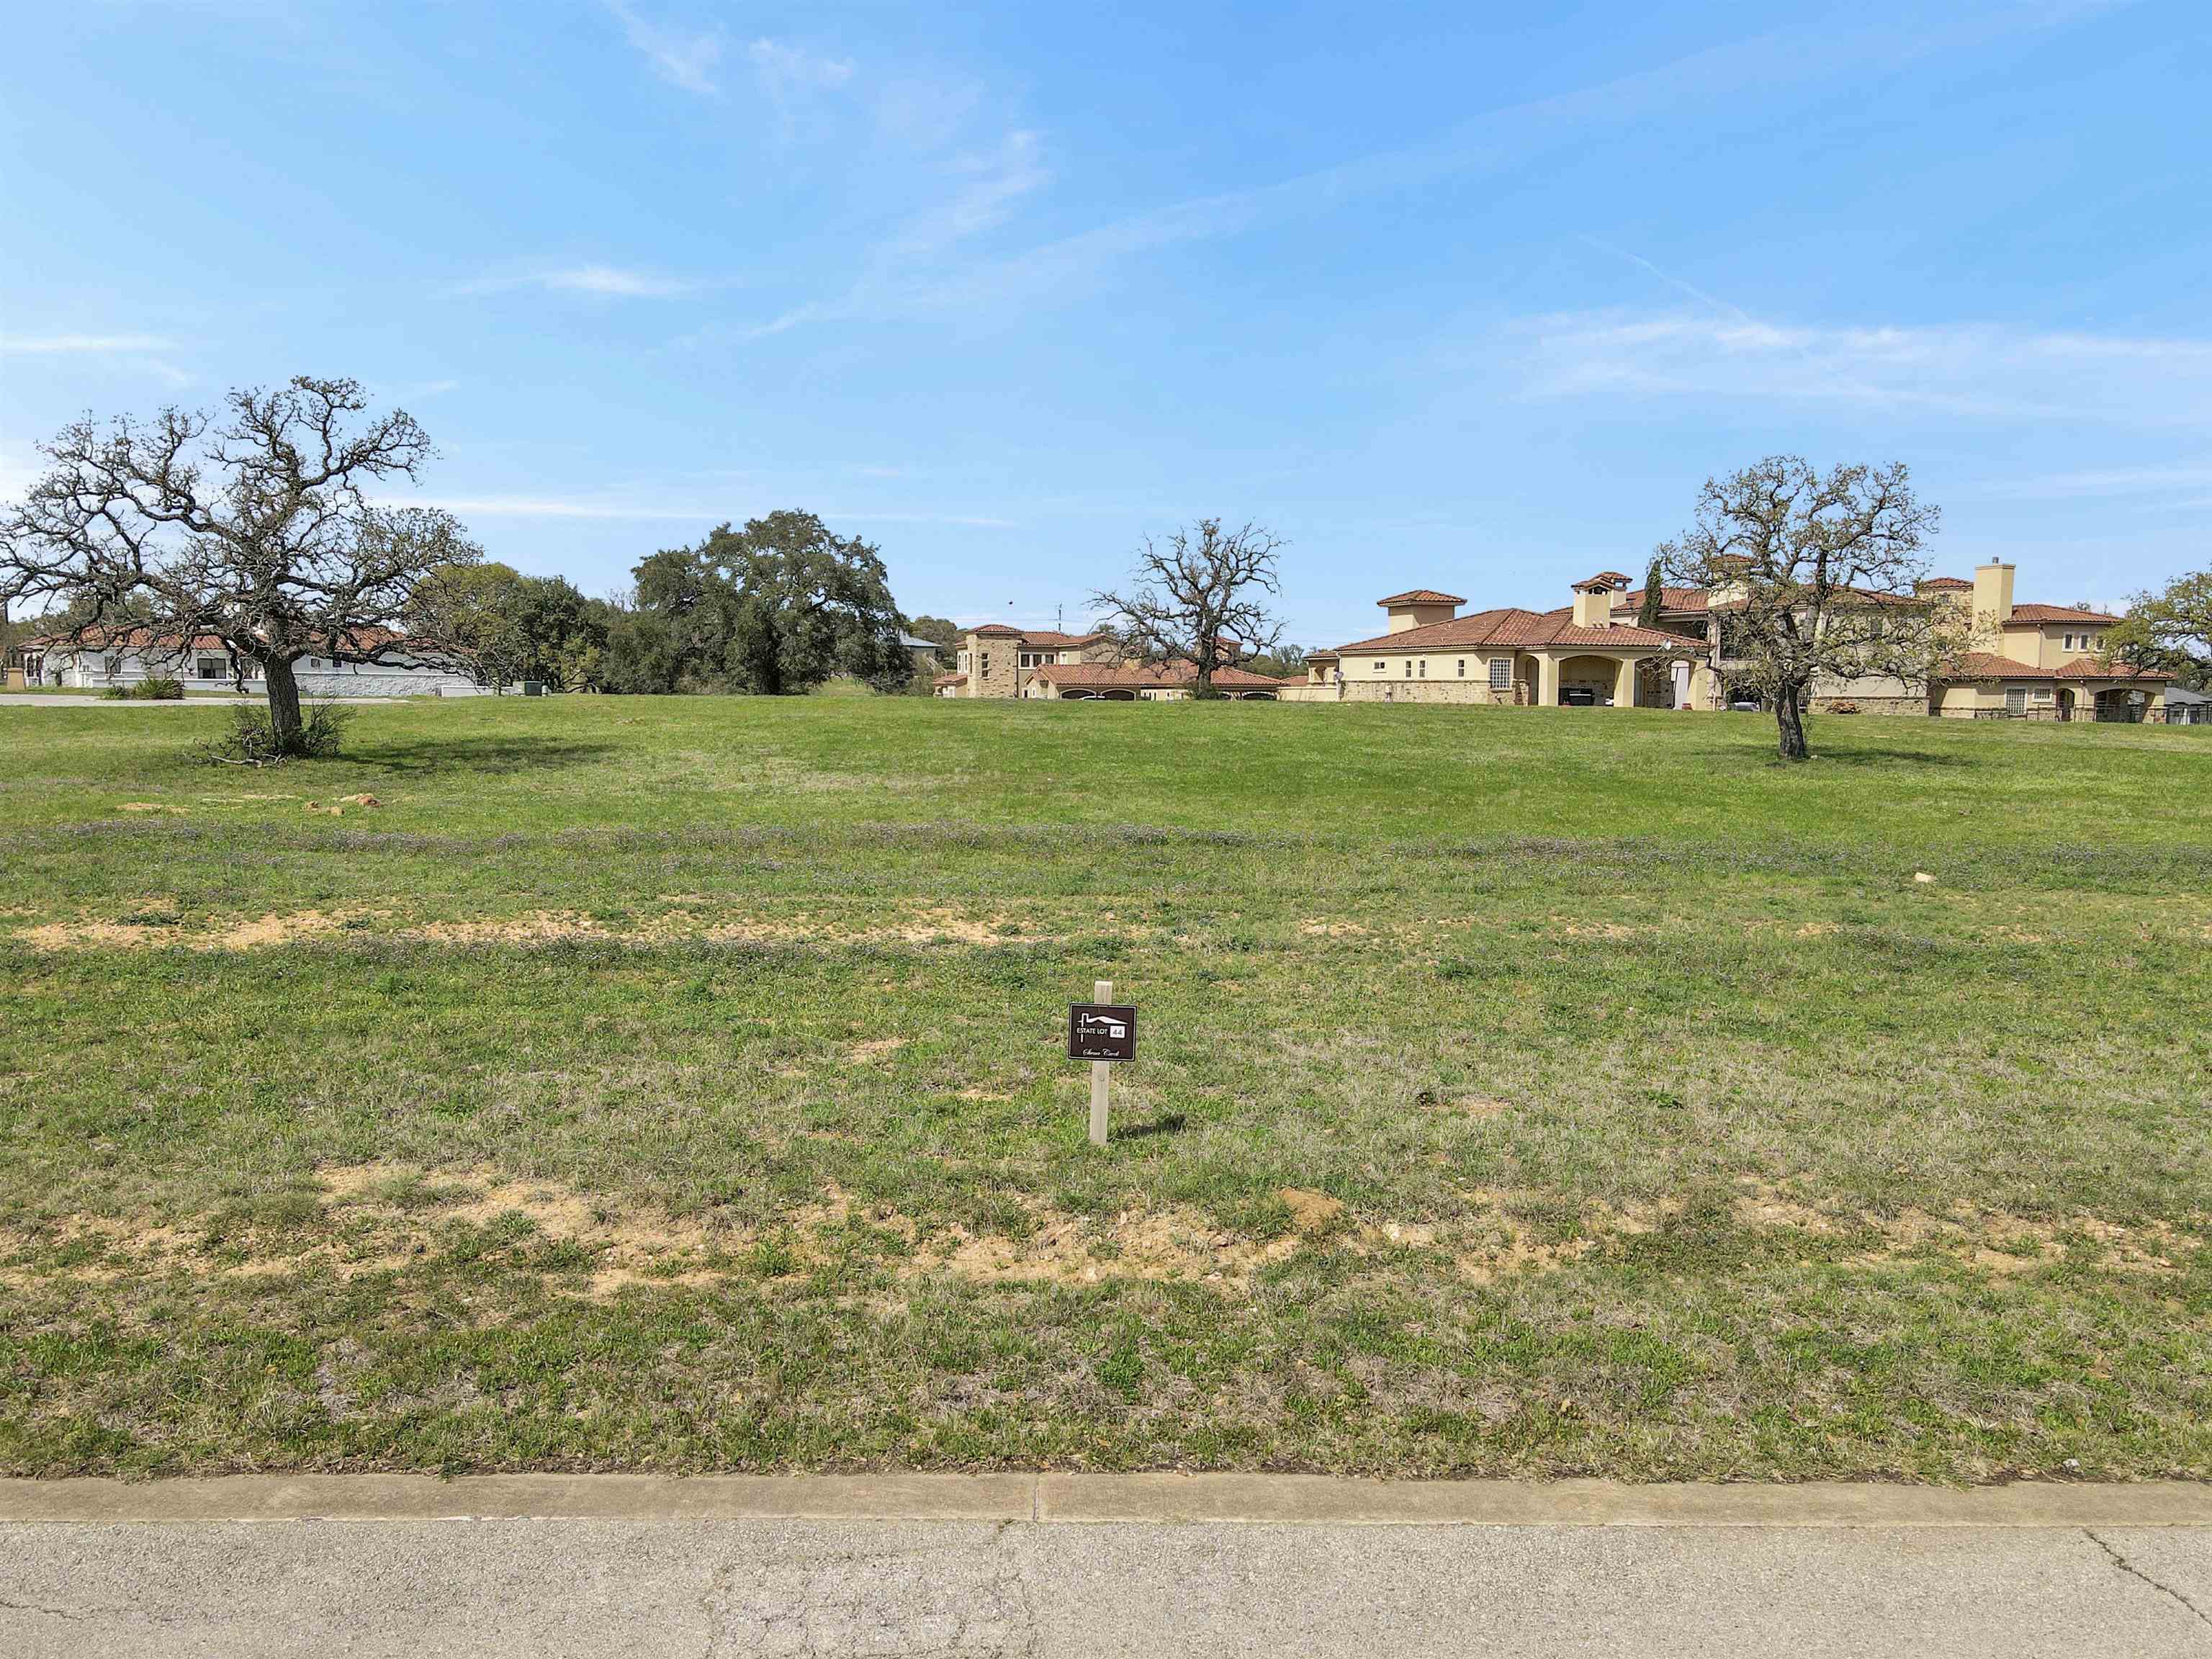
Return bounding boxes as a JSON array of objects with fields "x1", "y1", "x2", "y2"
[
  {"x1": 1572, "y1": 570, "x2": 1634, "y2": 591},
  {"x1": 1944, "y1": 652, "x2": 2167, "y2": 683},
  {"x1": 932, "y1": 672, "x2": 967, "y2": 688},
  {"x1": 964, "y1": 625, "x2": 1106, "y2": 647},
  {"x1": 1614, "y1": 586, "x2": 1710, "y2": 615},
  {"x1": 2005, "y1": 603, "x2": 2120, "y2": 624},
  {"x1": 1033, "y1": 660, "x2": 1289, "y2": 691},
  {"x1": 1918, "y1": 576, "x2": 1972, "y2": 590},
  {"x1": 1335, "y1": 606, "x2": 1705, "y2": 655},
  {"x1": 2052, "y1": 656, "x2": 2167, "y2": 680},
  {"x1": 1375, "y1": 589, "x2": 1465, "y2": 607}
]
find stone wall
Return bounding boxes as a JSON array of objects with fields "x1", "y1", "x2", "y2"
[
  {"x1": 1334, "y1": 679, "x2": 1511, "y2": 706},
  {"x1": 960, "y1": 634, "x2": 1022, "y2": 698},
  {"x1": 1811, "y1": 695, "x2": 1929, "y2": 717}
]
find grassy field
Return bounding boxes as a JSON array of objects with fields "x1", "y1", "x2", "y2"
[{"x1": 2, "y1": 695, "x2": 2209, "y2": 1483}]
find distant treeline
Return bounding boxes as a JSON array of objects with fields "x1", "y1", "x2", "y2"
[{"x1": 408, "y1": 510, "x2": 941, "y2": 695}]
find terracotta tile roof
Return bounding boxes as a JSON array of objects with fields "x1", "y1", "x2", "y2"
[
  {"x1": 2005, "y1": 603, "x2": 2120, "y2": 624},
  {"x1": 2053, "y1": 656, "x2": 2167, "y2": 680},
  {"x1": 1944, "y1": 652, "x2": 2167, "y2": 683},
  {"x1": 1614, "y1": 586, "x2": 1709, "y2": 615},
  {"x1": 1918, "y1": 576, "x2": 1972, "y2": 590},
  {"x1": 1033, "y1": 660, "x2": 1289, "y2": 691},
  {"x1": 1572, "y1": 570, "x2": 1634, "y2": 591},
  {"x1": 970, "y1": 623, "x2": 1024, "y2": 637},
  {"x1": 1335, "y1": 606, "x2": 1705, "y2": 655},
  {"x1": 1306, "y1": 649, "x2": 1339, "y2": 661},
  {"x1": 1017, "y1": 629, "x2": 1107, "y2": 648},
  {"x1": 1375, "y1": 589, "x2": 1466, "y2": 608},
  {"x1": 932, "y1": 672, "x2": 967, "y2": 687}
]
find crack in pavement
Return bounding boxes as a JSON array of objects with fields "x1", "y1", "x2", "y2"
[{"x1": 2085, "y1": 1529, "x2": 2212, "y2": 1637}]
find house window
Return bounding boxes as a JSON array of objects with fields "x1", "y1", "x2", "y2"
[
  {"x1": 1374, "y1": 660, "x2": 1386, "y2": 674},
  {"x1": 980, "y1": 654, "x2": 991, "y2": 676},
  {"x1": 1456, "y1": 659, "x2": 1465, "y2": 678},
  {"x1": 2063, "y1": 634, "x2": 2076, "y2": 651},
  {"x1": 2094, "y1": 634, "x2": 2105, "y2": 649},
  {"x1": 1417, "y1": 659, "x2": 1426, "y2": 678},
  {"x1": 1404, "y1": 661, "x2": 1413, "y2": 678},
  {"x1": 1488, "y1": 658, "x2": 1511, "y2": 690},
  {"x1": 195, "y1": 656, "x2": 225, "y2": 680},
  {"x1": 2005, "y1": 686, "x2": 2028, "y2": 715}
]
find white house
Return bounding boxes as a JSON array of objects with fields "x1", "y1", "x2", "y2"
[{"x1": 27, "y1": 627, "x2": 495, "y2": 697}]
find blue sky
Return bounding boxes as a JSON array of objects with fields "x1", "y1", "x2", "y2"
[{"x1": 3, "y1": 0, "x2": 2206, "y2": 644}]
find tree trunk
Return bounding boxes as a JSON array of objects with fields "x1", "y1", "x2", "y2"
[
  {"x1": 1773, "y1": 683, "x2": 1810, "y2": 761},
  {"x1": 264, "y1": 655, "x2": 305, "y2": 753}
]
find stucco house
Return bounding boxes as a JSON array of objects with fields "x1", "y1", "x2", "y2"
[
  {"x1": 1922, "y1": 562, "x2": 2170, "y2": 721},
  {"x1": 940, "y1": 625, "x2": 1119, "y2": 698},
  {"x1": 26, "y1": 626, "x2": 494, "y2": 697},
  {"x1": 1288, "y1": 579, "x2": 1709, "y2": 707}
]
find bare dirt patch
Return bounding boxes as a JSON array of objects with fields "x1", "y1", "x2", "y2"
[
  {"x1": 117, "y1": 801, "x2": 186, "y2": 815},
  {"x1": 846, "y1": 1038, "x2": 908, "y2": 1064},
  {"x1": 1277, "y1": 1187, "x2": 1344, "y2": 1233}
]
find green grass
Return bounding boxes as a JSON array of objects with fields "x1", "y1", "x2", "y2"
[{"x1": 1, "y1": 696, "x2": 2208, "y2": 1481}]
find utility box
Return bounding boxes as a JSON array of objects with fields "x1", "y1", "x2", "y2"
[{"x1": 521, "y1": 680, "x2": 544, "y2": 697}]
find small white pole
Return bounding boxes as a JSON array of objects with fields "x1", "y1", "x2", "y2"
[{"x1": 1089, "y1": 977, "x2": 1112, "y2": 1147}]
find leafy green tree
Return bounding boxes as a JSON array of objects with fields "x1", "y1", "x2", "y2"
[
  {"x1": 2105, "y1": 569, "x2": 2211, "y2": 690},
  {"x1": 613, "y1": 512, "x2": 910, "y2": 695},
  {"x1": 906, "y1": 615, "x2": 961, "y2": 660},
  {"x1": 1637, "y1": 555, "x2": 1665, "y2": 630},
  {"x1": 407, "y1": 564, "x2": 613, "y2": 691}
]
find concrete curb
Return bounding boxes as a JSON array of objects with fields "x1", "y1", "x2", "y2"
[{"x1": 4, "y1": 1474, "x2": 2211, "y2": 1528}]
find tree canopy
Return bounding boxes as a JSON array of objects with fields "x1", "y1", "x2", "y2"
[
  {"x1": 405, "y1": 563, "x2": 612, "y2": 691},
  {"x1": 603, "y1": 511, "x2": 912, "y2": 695},
  {"x1": 2105, "y1": 568, "x2": 2211, "y2": 691}
]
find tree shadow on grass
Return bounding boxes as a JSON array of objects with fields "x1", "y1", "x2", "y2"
[
  {"x1": 343, "y1": 738, "x2": 622, "y2": 776},
  {"x1": 1809, "y1": 748, "x2": 1974, "y2": 768},
  {"x1": 1112, "y1": 1112, "x2": 1188, "y2": 1143}
]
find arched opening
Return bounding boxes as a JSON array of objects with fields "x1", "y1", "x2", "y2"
[
  {"x1": 1555, "y1": 654, "x2": 1622, "y2": 707},
  {"x1": 2057, "y1": 687, "x2": 2077, "y2": 722}
]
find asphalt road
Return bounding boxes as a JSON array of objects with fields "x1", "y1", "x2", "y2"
[{"x1": 4, "y1": 1515, "x2": 2209, "y2": 1657}]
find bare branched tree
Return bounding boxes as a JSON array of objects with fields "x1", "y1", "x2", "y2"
[
  {"x1": 1090, "y1": 518, "x2": 1286, "y2": 698},
  {"x1": 1658, "y1": 457, "x2": 1954, "y2": 761},
  {"x1": 0, "y1": 376, "x2": 480, "y2": 751}
]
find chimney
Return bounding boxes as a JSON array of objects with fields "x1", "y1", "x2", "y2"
[
  {"x1": 1972, "y1": 561, "x2": 2015, "y2": 642},
  {"x1": 1570, "y1": 572, "x2": 1629, "y2": 628}
]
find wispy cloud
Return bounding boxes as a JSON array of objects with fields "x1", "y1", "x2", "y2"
[
  {"x1": 0, "y1": 331, "x2": 192, "y2": 387},
  {"x1": 744, "y1": 0, "x2": 2134, "y2": 336},
  {"x1": 752, "y1": 127, "x2": 1049, "y2": 336},
  {"x1": 395, "y1": 493, "x2": 1015, "y2": 529},
  {"x1": 1509, "y1": 311, "x2": 2212, "y2": 425},
  {"x1": 457, "y1": 265, "x2": 696, "y2": 299},
  {"x1": 1, "y1": 333, "x2": 179, "y2": 354},
  {"x1": 604, "y1": 1, "x2": 722, "y2": 95}
]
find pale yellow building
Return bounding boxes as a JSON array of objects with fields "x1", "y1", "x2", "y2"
[
  {"x1": 1290, "y1": 578, "x2": 1710, "y2": 707},
  {"x1": 1925, "y1": 561, "x2": 2169, "y2": 721}
]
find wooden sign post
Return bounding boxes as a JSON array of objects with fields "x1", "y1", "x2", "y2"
[{"x1": 1068, "y1": 979, "x2": 1137, "y2": 1147}]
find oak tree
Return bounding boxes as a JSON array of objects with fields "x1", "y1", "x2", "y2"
[
  {"x1": 1658, "y1": 458, "x2": 1951, "y2": 760},
  {"x1": 1091, "y1": 518, "x2": 1286, "y2": 698},
  {"x1": 0, "y1": 377, "x2": 477, "y2": 752}
]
